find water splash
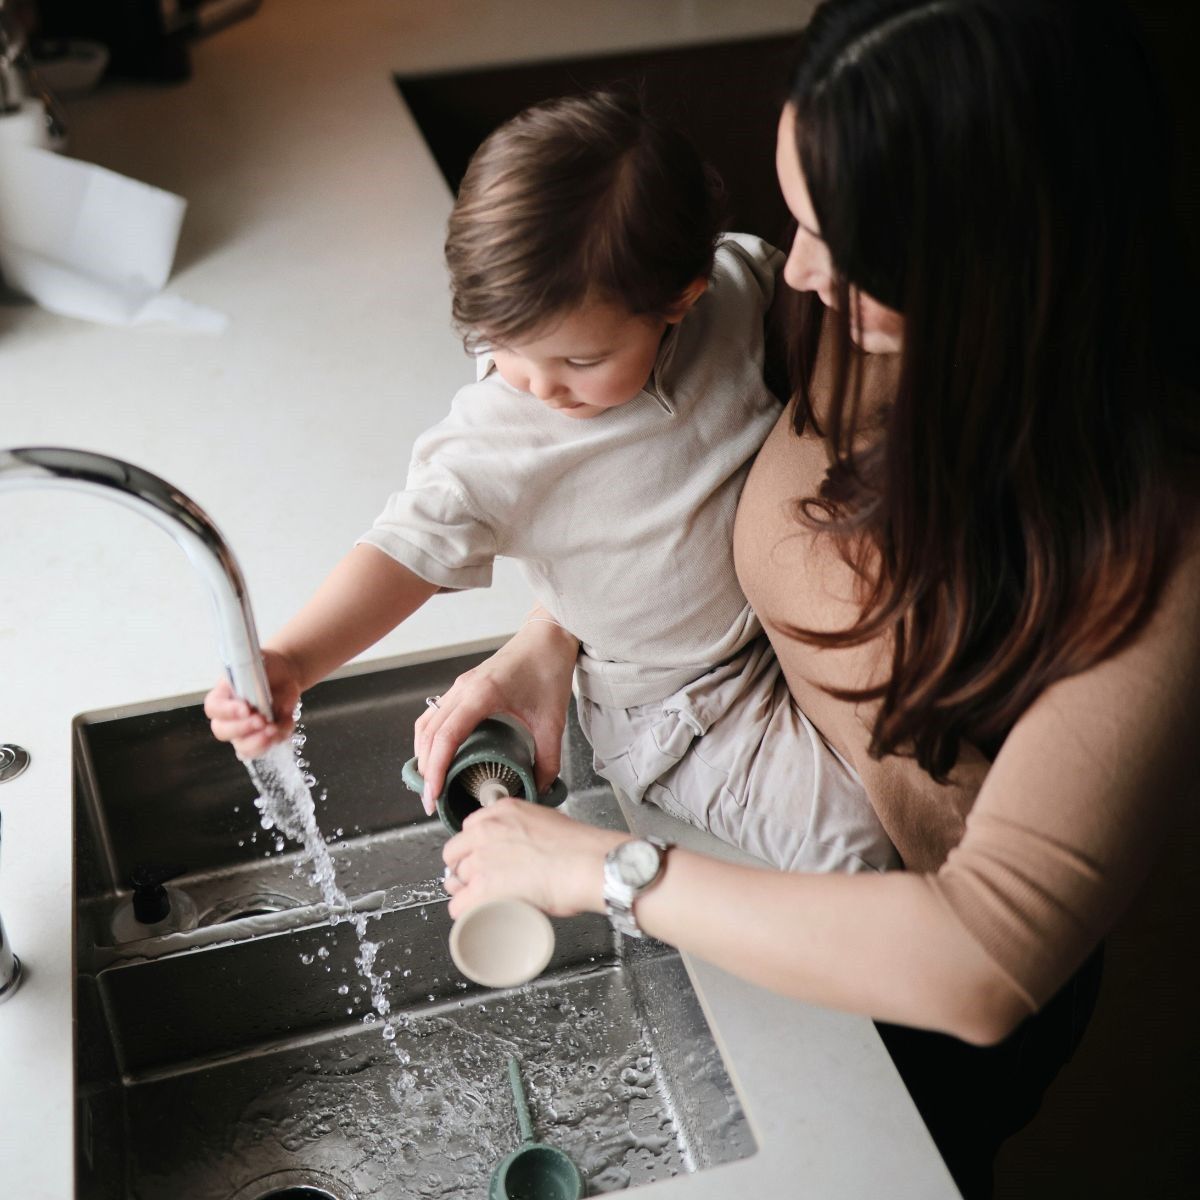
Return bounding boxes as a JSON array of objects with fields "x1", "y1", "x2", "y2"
[{"x1": 247, "y1": 729, "x2": 399, "y2": 1052}]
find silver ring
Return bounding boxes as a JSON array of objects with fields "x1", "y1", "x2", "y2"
[
  {"x1": 443, "y1": 864, "x2": 459, "y2": 885},
  {"x1": 425, "y1": 695, "x2": 441, "y2": 710}
]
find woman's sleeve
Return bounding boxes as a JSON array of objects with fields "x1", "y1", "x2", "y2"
[{"x1": 926, "y1": 535, "x2": 1200, "y2": 1009}]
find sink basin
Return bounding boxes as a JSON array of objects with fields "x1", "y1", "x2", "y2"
[{"x1": 72, "y1": 647, "x2": 756, "y2": 1198}]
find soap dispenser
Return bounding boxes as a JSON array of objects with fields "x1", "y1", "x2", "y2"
[{"x1": 109, "y1": 865, "x2": 198, "y2": 944}]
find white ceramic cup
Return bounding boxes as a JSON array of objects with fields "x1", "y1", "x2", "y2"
[{"x1": 448, "y1": 898, "x2": 555, "y2": 988}]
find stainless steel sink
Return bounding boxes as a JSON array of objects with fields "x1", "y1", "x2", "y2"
[{"x1": 72, "y1": 647, "x2": 756, "y2": 1199}]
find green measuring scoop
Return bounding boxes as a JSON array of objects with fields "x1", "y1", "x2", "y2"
[{"x1": 489, "y1": 1057, "x2": 585, "y2": 1200}]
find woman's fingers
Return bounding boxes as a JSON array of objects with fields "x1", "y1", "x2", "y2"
[
  {"x1": 439, "y1": 798, "x2": 619, "y2": 920},
  {"x1": 442, "y1": 832, "x2": 491, "y2": 919}
]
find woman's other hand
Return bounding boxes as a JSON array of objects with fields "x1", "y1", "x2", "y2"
[
  {"x1": 441, "y1": 797, "x2": 626, "y2": 920},
  {"x1": 204, "y1": 648, "x2": 303, "y2": 759},
  {"x1": 414, "y1": 613, "x2": 579, "y2": 814}
]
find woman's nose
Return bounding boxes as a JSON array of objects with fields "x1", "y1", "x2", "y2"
[{"x1": 783, "y1": 233, "x2": 828, "y2": 294}]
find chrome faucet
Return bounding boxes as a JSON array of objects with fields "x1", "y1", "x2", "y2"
[
  {"x1": 0, "y1": 447, "x2": 274, "y2": 717},
  {"x1": 0, "y1": 447, "x2": 280, "y2": 1002}
]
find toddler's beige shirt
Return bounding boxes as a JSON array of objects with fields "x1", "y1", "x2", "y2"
[{"x1": 360, "y1": 234, "x2": 785, "y2": 707}]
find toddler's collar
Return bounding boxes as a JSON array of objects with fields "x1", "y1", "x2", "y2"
[{"x1": 644, "y1": 320, "x2": 683, "y2": 414}]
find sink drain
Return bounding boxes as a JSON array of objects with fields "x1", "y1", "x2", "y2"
[
  {"x1": 256, "y1": 1190, "x2": 338, "y2": 1200},
  {"x1": 230, "y1": 1168, "x2": 352, "y2": 1200},
  {"x1": 199, "y1": 892, "x2": 302, "y2": 926}
]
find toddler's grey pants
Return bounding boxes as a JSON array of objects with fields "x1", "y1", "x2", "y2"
[{"x1": 577, "y1": 636, "x2": 900, "y2": 874}]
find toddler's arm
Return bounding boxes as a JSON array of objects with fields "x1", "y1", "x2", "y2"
[{"x1": 205, "y1": 543, "x2": 439, "y2": 758}]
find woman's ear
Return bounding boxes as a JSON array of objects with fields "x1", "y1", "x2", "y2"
[{"x1": 664, "y1": 276, "x2": 709, "y2": 324}]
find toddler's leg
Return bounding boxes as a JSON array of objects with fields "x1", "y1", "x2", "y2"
[
  {"x1": 682, "y1": 663, "x2": 901, "y2": 873},
  {"x1": 579, "y1": 641, "x2": 899, "y2": 874}
]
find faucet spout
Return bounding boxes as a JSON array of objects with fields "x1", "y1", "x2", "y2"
[{"x1": 0, "y1": 447, "x2": 274, "y2": 719}]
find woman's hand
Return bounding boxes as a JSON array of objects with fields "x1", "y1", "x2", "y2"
[
  {"x1": 413, "y1": 614, "x2": 579, "y2": 813},
  {"x1": 441, "y1": 797, "x2": 627, "y2": 920},
  {"x1": 203, "y1": 648, "x2": 303, "y2": 759}
]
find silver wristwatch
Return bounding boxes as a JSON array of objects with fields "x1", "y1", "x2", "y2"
[{"x1": 603, "y1": 837, "x2": 673, "y2": 938}]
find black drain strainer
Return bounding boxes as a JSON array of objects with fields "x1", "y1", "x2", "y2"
[{"x1": 256, "y1": 1190, "x2": 338, "y2": 1200}]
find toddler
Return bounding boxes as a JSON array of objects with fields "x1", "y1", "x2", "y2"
[{"x1": 207, "y1": 91, "x2": 898, "y2": 875}]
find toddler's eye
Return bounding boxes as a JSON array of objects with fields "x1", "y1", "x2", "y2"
[{"x1": 566, "y1": 359, "x2": 603, "y2": 369}]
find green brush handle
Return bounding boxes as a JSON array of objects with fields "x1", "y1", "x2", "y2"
[{"x1": 506, "y1": 1056, "x2": 536, "y2": 1145}]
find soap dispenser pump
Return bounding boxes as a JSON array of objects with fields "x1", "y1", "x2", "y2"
[{"x1": 109, "y1": 865, "x2": 198, "y2": 944}]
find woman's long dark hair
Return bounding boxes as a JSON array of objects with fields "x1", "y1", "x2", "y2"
[{"x1": 785, "y1": 0, "x2": 1199, "y2": 779}]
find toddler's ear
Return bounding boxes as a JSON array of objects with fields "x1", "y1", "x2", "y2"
[{"x1": 664, "y1": 276, "x2": 709, "y2": 323}]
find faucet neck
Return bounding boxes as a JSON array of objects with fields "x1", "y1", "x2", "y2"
[{"x1": 0, "y1": 447, "x2": 274, "y2": 720}]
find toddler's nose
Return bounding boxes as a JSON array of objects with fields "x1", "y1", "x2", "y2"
[{"x1": 528, "y1": 372, "x2": 564, "y2": 401}]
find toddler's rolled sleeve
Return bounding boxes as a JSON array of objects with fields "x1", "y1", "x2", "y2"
[{"x1": 356, "y1": 463, "x2": 497, "y2": 591}]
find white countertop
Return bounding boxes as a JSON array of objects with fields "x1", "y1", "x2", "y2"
[{"x1": 0, "y1": 2, "x2": 957, "y2": 1195}]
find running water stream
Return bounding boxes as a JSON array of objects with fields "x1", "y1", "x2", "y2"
[{"x1": 247, "y1": 724, "x2": 402, "y2": 1049}]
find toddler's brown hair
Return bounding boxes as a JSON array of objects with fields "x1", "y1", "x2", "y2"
[{"x1": 445, "y1": 90, "x2": 725, "y2": 349}]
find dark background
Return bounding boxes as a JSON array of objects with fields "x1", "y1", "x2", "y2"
[{"x1": 396, "y1": 31, "x2": 799, "y2": 252}]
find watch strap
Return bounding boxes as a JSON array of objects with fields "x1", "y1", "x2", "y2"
[{"x1": 603, "y1": 836, "x2": 672, "y2": 938}]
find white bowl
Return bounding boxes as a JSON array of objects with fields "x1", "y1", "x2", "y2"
[{"x1": 449, "y1": 898, "x2": 555, "y2": 988}]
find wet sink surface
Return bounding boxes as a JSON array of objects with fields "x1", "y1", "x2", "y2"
[{"x1": 72, "y1": 649, "x2": 755, "y2": 1199}]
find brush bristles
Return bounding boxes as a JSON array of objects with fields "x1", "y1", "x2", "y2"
[{"x1": 458, "y1": 761, "x2": 522, "y2": 800}]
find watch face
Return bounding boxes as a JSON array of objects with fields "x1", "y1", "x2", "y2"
[{"x1": 616, "y1": 839, "x2": 661, "y2": 887}]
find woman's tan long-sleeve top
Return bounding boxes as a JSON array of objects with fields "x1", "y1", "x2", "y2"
[{"x1": 733, "y1": 400, "x2": 1200, "y2": 1012}]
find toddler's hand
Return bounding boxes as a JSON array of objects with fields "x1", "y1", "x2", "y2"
[{"x1": 203, "y1": 648, "x2": 303, "y2": 760}]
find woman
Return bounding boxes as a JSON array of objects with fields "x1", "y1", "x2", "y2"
[{"x1": 419, "y1": 0, "x2": 1199, "y2": 1193}]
